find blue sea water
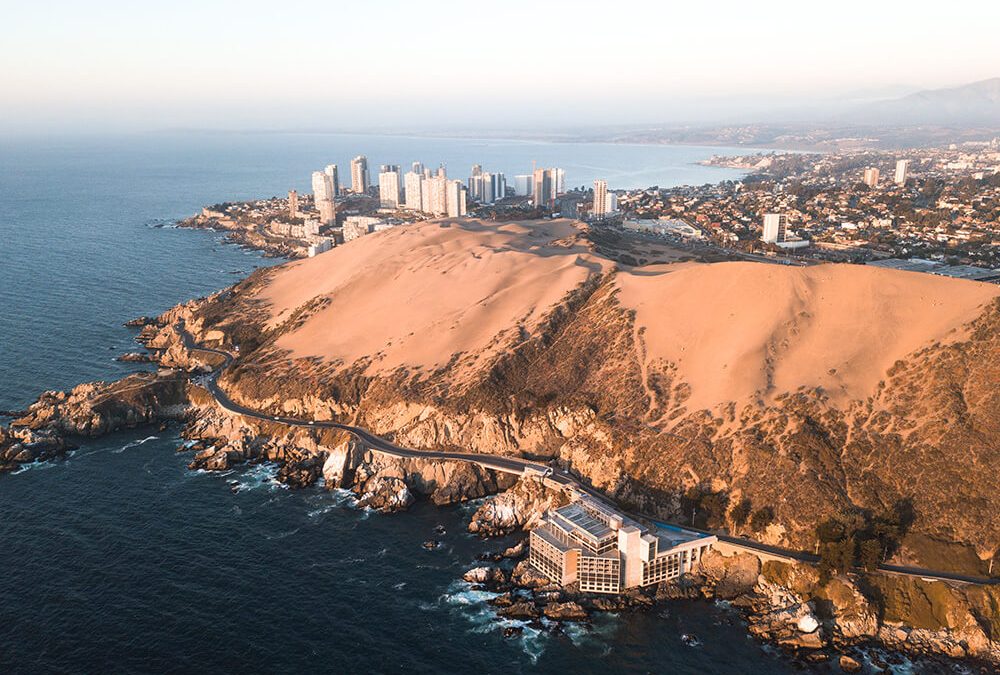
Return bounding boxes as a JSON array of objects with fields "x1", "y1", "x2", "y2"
[{"x1": 0, "y1": 132, "x2": 889, "y2": 673}]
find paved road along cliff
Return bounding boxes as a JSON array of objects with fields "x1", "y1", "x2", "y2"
[{"x1": 179, "y1": 324, "x2": 999, "y2": 588}]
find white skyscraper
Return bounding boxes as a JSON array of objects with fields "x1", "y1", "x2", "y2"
[
  {"x1": 593, "y1": 179, "x2": 608, "y2": 218},
  {"x1": 481, "y1": 172, "x2": 497, "y2": 203},
  {"x1": 422, "y1": 174, "x2": 448, "y2": 215},
  {"x1": 762, "y1": 213, "x2": 787, "y2": 244},
  {"x1": 492, "y1": 173, "x2": 506, "y2": 201},
  {"x1": 863, "y1": 167, "x2": 879, "y2": 188},
  {"x1": 324, "y1": 164, "x2": 340, "y2": 196},
  {"x1": 513, "y1": 174, "x2": 533, "y2": 196},
  {"x1": 351, "y1": 155, "x2": 369, "y2": 194},
  {"x1": 446, "y1": 180, "x2": 467, "y2": 217},
  {"x1": 605, "y1": 192, "x2": 618, "y2": 214},
  {"x1": 378, "y1": 165, "x2": 402, "y2": 208},
  {"x1": 894, "y1": 159, "x2": 910, "y2": 185},
  {"x1": 312, "y1": 170, "x2": 336, "y2": 225},
  {"x1": 404, "y1": 171, "x2": 424, "y2": 211},
  {"x1": 469, "y1": 164, "x2": 484, "y2": 200},
  {"x1": 312, "y1": 171, "x2": 333, "y2": 202}
]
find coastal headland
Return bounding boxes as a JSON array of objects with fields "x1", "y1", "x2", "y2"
[{"x1": 3, "y1": 216, "x2": 1000, "y2": 669}]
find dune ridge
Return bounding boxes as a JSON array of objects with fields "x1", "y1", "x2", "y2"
[{"x1": 256, "y1": 218, "x2": 999, "y2": 409}]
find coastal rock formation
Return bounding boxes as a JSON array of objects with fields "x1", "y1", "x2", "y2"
[
  {"x1": 184, "y1": 218, "x2": 1000, "y2": 571},
  {"x1": 9, "y1": 216, "x2": 999, "y2": 666},
  {"x1": 356, "y1": 475, "x2": 414, "y2": 513},
  {"x1": 468, "y1": 476, "x2": 568, "y2": 536},
  {"x1": 715, "y1": 557, "x2": 1000, "y2": 664},
  {"x1": 0, "y1": 370, "x2": 190, "y2": 473},
  {"x1": 154, "y1": 216, "x2": 1000, "y2": 664},
  {"x1": 697, "y1": 550, "x2": 762, "y2": 600},
  {"x1": 11, "y1": 372, "x2": 189, "y2": 437},
  {"x1": 542, "y1": 601, "x2": 589, "y2": 621},
  {"x1": 0, "y1": 425, "x2": 75, "y2": 474},
  {"x1": 183, "y1": 403, "x2": 518, "y2": 507},
  {"x1": 463, "y1": 565, "x2": 507, "y2": 585}
]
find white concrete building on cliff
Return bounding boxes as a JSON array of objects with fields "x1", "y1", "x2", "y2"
[{"x1": 529, "y1": 496, "x2": 716, "y2": 594}]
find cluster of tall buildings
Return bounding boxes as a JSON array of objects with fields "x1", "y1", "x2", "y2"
[
  {"x1": 310, "y1": 153, "x2": 568, "y2": 222},
  {"x1": 531, "y1": 167, "x2": 565, "y2": 209},
  {"x1": 467, "y1": 165, "x2": 507, "y2": 205},
  {"x1": 394, "y1": 163, "x2": 467, "y2": 217}
]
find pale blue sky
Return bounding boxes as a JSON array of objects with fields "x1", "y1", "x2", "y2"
[{"x1": 2, "y1": 0, "x2": 999, "y2": 132}]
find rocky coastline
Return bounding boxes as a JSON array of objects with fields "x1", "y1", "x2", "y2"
[
  {"x1": 1, "y1": 295, "x2": 998, "y2": 670},
  {"x1": 176, "y1": 212, "x2": 309, "y2": 259}
]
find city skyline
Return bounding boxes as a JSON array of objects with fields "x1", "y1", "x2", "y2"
[{"x1": 3, "y1": 0, "x2": 1000, "y2": 134}]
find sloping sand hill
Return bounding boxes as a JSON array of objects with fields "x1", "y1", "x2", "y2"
[
  {"x1": 257, "y1": 218, "x2": 998, "y2": 410},
  {"x1": 616, "y1": 261, "x2": 999, "y2": 410},
  {"x1": 260, "y1": 219, "x2": 610, "y2": 376}
]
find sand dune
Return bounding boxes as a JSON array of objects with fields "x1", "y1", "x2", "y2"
[
  {"x1": 260, "y1": 218, "x2": 610, "y2": 375},
  {"x1": 616, "y1": 261, "x2": 1000, "y2": 409},
  {"x1": 257, "y1": 218, "x2": 999, "y2": 407}
]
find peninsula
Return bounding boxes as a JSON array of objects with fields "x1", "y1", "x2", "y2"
[{"x1": 4, "y1": 215, "x2": 1000, "y2": 669}]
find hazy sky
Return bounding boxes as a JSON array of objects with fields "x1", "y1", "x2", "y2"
[{"x1": 3, "y1": 0, "x2": 999, "y2": 133}]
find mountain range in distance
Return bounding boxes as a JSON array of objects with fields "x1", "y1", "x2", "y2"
[{"x1": 849, "y1": 77, "x2": 1000, "y2": 126}]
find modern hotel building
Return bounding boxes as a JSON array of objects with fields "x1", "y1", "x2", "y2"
[{"x1": 528, "y1": 496, "x2": 716, "y2": 594}]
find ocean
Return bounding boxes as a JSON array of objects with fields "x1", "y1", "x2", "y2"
[{"x1": 0, "y1": 132, "x2": 874, "y2": 673}]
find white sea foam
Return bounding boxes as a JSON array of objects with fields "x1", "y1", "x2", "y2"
[
  {"x1": 306, "y1": 489, "x2": 359, "y2": 518},
  {"x1": 112, "y1": 435, "x2": 159, "y2": 453},
  {"x1": 11, "y1": 458, "x2": 59, "y2": 474},
  {"x1": 231, "y1": 462, "x2": 284, "y2": 492},
  {"x1": 265, "y1": 527, "x2": 300, "y2": 541}
]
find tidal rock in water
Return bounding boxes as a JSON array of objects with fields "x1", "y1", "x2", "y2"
[
  {"x1": 356, "y1": 476, "x2": 414, "y2": 513},
  {"x1": 542, "y1": 601, "x2": 588, "y2": 621},
  {"x1": 463, "y1": 565, "x2": 507, "y2": 585}
]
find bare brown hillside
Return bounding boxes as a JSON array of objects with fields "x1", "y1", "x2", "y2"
[{"x1": 193, "y1": 218, "x2": 1000, "y2": 573}]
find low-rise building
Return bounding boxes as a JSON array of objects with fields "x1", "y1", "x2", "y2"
[
  {"x1": 528, "y1": 496, "x2": 715, "y2": 594},
  {"x1": 343, "y1": 215, "x2": 386, "y2": 242}
]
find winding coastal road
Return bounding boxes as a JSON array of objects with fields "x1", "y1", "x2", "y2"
[{"x1": 179, "y1": 324, "x2": 998, "y2": 587}]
